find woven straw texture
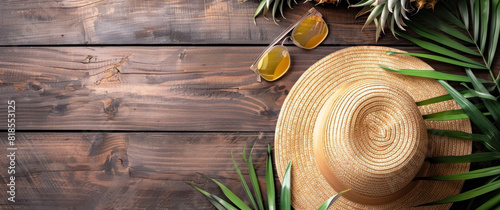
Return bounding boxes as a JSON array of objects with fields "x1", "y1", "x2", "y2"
[{"x1": 275, "y1": 46, "x2": 472, "y2": 209}]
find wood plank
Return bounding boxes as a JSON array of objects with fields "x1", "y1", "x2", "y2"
[
  {"x1": 0, "y1": 46, "x2": 495, "y2": 131},
  {"x1": 0, "y1": 0, "x2": 406, "y2": 45},
  {"x1": 0, "y1": 132, "x2": 273, "y2": 209}
]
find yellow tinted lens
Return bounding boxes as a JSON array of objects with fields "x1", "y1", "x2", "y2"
[
  {"x1": 292, "y1": 15, "x2": 328, "y2": 49},
  {"x1": 257, "y1": 46, "x2": 290, "y2": 81}
]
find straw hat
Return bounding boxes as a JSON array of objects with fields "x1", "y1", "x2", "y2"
[{"x1": 275, "y1": 46, "x2": 472, "y2": 209}]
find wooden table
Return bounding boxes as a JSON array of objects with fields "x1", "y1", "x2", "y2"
[{"x1": 0, "y1": 1, "x2": 496, "y2": 209}]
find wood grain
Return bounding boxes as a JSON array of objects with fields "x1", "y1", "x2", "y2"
[
  {"x1": 0, "y1": 132, "x2": 273, "y2": 209},
  {"x1": 0, "y1": 0, "x2": 406, "y2": 46},
  {"x1": 1, "y1": 46, "x2": 495, "y2": 131}
]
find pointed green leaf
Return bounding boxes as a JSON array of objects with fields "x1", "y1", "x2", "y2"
[
  {"x1": 423, "y1": 180, "x2": 500, "y2": 205},
  {"x1": 392, "y1": 33, "x2": 482, "y2": 66},
  {"x1": 473, "y1": 0, "x2": 480, "y2": 41},
  {"x1": 427, "y1": 152, "x2": 500, "y2": 164},
  {"x1": 477, "y1": 190, "x2": 500, "y2": 210},
  {"x1": 408, "y1": 22, "x2": 480, "y2": 56},
  {"x1": 387, "y1": 52, "x2": 487, "y2": 69},
  {"x1": 287, "y1": 0, "x2": 292, "y2": 9},
  {"x1": 351, "y1": 0, "x2": 375, "y2": 7},
  {"x1": 380, "y1": 5, "x2": 389, "y2": 33},
  {"x1": 461, "y1": 82, "x2": 498, "y2": 101},
  {"x1": 488, "y1": 2, "x2": 500, "y2": 66},
  {"x1": 380, "y1": 65, "x2": 491, "y2": 82},
  {"x1": 416, "y1": 90, "x2": 475, "y2": 106},
  {"x1": 363, "y1": 4, "x2": 384, "y2": 29},
  {"x1": 457, "y1": 0, "x2": 469, "y2": 30},
  {"x1": 317, "y1": 189, "x2": 350, "y2": 210},
  {"x1": 416, "y1": 10, "x2": 474, "y2": 43},
  {"x1": 465, "y1": 68, "x2": 500, "y2": 123},
  {"x1": 417, "y1": 165, "x2": 500, "y2": 181},
  {"x1": 423, "y1": 109, "x2": 490, "y2": 121},
  {"x1": 427, "y1": 129, "x2": 488, "y2": 142},
  {"x1": 479, "y1": 0, "x2": 490, "y2": 53},
  {"x1": 280, "y1": 161, "x2": 292, "y2": 210},
  {"x1": 188, "y1": 183, "x2": 238, "y2": 210},
  {"x1": 254, "y1": 0, "x2": 267, "y2": 25},
  {"x1": 439, "y1": 80, "x2": 500, "y2": 151},
  {"x1": 435, "y1": 5, "x2": 466, "y2": 29},
  {"x1": 266, "y1": 144, "x2": 276, "y2": 210},
  {"x1": 232, "y1": 151, "x2": 258, "y2": 210},
  {"x1": 355, "y1": 5, "x2": 374, "y2": 19},
  {"x1": 279, "y1": 0, "x2": 286, "y2": 19},
  {"x1": 209, "y1": 177, "x2": 252, "y2": 210},
  {"x1": 272, "y1": 0, "x2": 279, "y2": 25},
  {"x1": 245, "y1": 145, "x2": 264, "y2": 210}
]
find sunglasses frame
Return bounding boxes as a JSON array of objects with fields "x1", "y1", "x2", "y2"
[{"x1": 250, "y1": 7, "x2": 327, "y2": 82}]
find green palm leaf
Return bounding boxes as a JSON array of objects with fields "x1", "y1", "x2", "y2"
[
  {"x1": 208, "y1": 177, "x2": 252, "y2": 210},
  {"x1": 407, "y1": 22, "x2": 480, "y2": 56},
  {"x1": 380, "y1": 65, "x2": 490, "y2": 82},
  {"x1": 457, "y1": 0, "x2": 469, "y2": 30},
  {"x1": 480, "y1": 0, "x2": 490, "y2": 53},
  {"x1": 243, "y1": 145, "x2": 265, "y2": 210},
  {"x1": 465, "y1": 68, "x2": 500, "y2": 122},
  {"x1": 394, "y1": 32, "x2": 484, "y2": 66},
  {"x1": 427, "y1": 152, "x2": 500, "y2": 164},
  {"x1": 489, "y1": 1, "x2": 500, "y2": 66},
  {"x1": 317, "y1": 189, "x2": 349, "y2": 210},
  {"x1": 427, "y1": 129, "x2": 488, "y2": 142},
  {"x1": 417, "y1": 165, "x2": 500, "y2": 181},
  {"x1": 280, "y1": 161, "x2": 292, "y2": 210},
  {"x1": 423, "y1": 180, "x2": 500, "y2": 205},
  {"x1": 416, "y1": 10, "x2": 474, "y2": 43},
  {"x1": 387, "y1": 52, "x2": 487, "y2": 69},
  {"x1": 188, "y1": 183, "x2": 239, "y2": 210},
  {"x1": 232, "y1": 151, "x2": 258, "y2": 210},
  {"x1": 477, "y1": 190, "x2": 500, "y2": 210},
  {"x1": 434, "y1": 5, "x2": 466, "y2": 29},
  {"x1": 266, "y1": 144, "x2": 276, "y2": 210},
  {"x1": 439, "y1": 80, "x2": 500, "y2": 151},
  {"x1": 416, "y1": 90, "x2": 475, "y2": 106}
]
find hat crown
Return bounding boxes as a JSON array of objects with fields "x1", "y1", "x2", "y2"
[{"x1": 314, "y1": 81, "x2": 428, "y2": 204}]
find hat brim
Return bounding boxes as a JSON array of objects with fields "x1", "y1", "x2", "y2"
[{"x1": 275, "y1": 46, "x2": 472, "y2": 209}]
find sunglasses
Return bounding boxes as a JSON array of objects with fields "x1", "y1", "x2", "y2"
[{"x1": 250, "y1": 7, "x2": 328, "y2": 82}]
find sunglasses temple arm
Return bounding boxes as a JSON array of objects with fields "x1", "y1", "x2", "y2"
[{"x1": 250, "y1": 7, "x2": 320, "y2": 71}]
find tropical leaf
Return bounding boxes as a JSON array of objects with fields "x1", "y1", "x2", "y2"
[
  {"x1": 416, "y1": 165, "x2": 500, "y2": 181},
  {"x1": 280, "y1": 161, "x2": 292, "y2": 210},
  {"x1": 254, "y1": 0, "x2": 267, "y2": 25},
  {"x1": 394, "y1": 32, "x2": 484, "y2": 66},
  {"x1": 489, "y1": 1, "x2": 500, "y2": 66},
  {"x1": 317, "y1": 189, "x2": 349, "y2": 210},
  {"x1": 423, "y1": 180, "x2": 500, "y2": 205},
  {"x1": 476, "y1": 189, "x2": 500, "y2": 210},
  {"x1": 386, "y1": 52, "x2": 487, "y2": 69},
  {"x1": 188, "y1": 183, "x2": 239, "y2": 210},
  {"x1": 427, "y1": 129, "x2": 488, "y2": 142},
  {"x1": 243, "y1": 144, "x2": 265, "y2": 210},
  {"x1": 465, "y1": 68, "x2": 500, "y2": 122},
  {"x1": 480, "y1": 0, "x2": 490, "y2": 53},
  {"x1": 439, "y1": 80, "x2": 500, "y2": 151},
  {"x1": 208, "y1": 177, "x2": 252, "y2": 210},
  {"x1": 407, "y1": 21, "x2": 480, "y2": 56},
  {"x1": 415, "y1": 10, "x2": 474, "y2": 43},
  {"x1": 416, "y1": 90, "x2": 475, "y2": 106},
  {"x1": 232, "y1": 151, "x2": 258, "y2": 210},
  {"x1": 380, "y1": 65, "x2": 491, "y2": 82},
  {"x1": 427, "y1": 152, "x2": 500, "y2": 164},
  {"x1": 434, "y1": 5, "x2": 466, "y2": 29},
  {"x1": 266, "y1": 144, "x2": 276, "y2": 210}
]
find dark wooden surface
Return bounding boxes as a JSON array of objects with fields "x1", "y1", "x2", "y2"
[{"x1": 0, "y1": 0, "x2": 494, "y2": 209}]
